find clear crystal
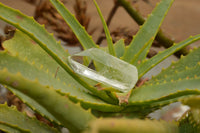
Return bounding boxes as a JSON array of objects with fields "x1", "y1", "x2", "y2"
[{"x1": 67, "y1": 48, "x2": 138, "y2": 93}]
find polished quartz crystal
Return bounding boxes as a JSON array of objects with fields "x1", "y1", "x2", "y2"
[{"x1": 67, "y1": 48, "x2": 138, "y2": 93}]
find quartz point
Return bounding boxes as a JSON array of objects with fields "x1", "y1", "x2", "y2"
[{"x1": 67, "y1": 48, "x2": 138, "y2": 93}]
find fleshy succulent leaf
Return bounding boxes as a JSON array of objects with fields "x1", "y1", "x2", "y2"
[
  {"x1": 128, "y1": 47, "x2": 200, "y2": 113},
  {"x1": 138, "y1": 35, "x2": 200, "y2": 78},
  {"x1": 49, "y1": 0, "x2": 98, "y2": 49},
  {"x1": 0, "y1": 104, "x2": 60, "y2": 133},
  {"x1": 130, "y1": 37, "x2": 154, "y2": 65},
  {"x1": 114, "y1": 39, "x2": 125, "y2": 58},
  {"x1": 6, "y1": 86, "x2": 60, "y2": 125},
  {"x1": 0, "y1": 2, "x2": 69, "y2": 60},
  {"x1": 181, "y1": 96, "x2": 200, "y2": 109},
  {"x1": 150, "y1": 62, "x2": 200, "y2": 85},
  {"x1": 180, "y1": 96, "x2": 200, "y2": 131},
  {"x1": 129, "y1": 76, "x2": 200, "y2": 106},
  {"x1": 178, "y1": 110, "x2": 200, "y2": 133},
  {"x1": 0, "y1": 122, "x2": 29, "y2": 133},
  {"x1": 0, "y1": 3, "x2": 114, "y2": 103},
  {"x1": 85, "y1": 118, "x2": 178, "y2": 133},
  {"x1": 122, "y1": 0, "x2": 174, "y2": 64},
  {"x1": 2, "y1": 31, "x2": 122, "y2": 111},
  {"x1": 0, "y1": 68, "x2": 96, "y2": 132},
  {"x1": 93, "y1": 0, "x2": 116, "y2": 56},
  {"x1": 147, "y1": 47, "x2": 200, "y2": 84},
  {"x1": 0, "y1": 0, "x2": 200, "y2": 132}
]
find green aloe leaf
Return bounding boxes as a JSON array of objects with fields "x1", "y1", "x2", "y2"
[
  {"x1": 180, "y1": 96, "x2": 200, "y2": 132},
  {"x1": 138, "y1": 35, "x2": 200, "y2": 78},
  {"x1": 0, "y1": 2, "x2": 68, "y2": 60},
  {"x1": 178, "y1": 111, "x2": 199, "y2": 133},
  {"x1": 0, "y1": 68, "x2": 96, "y2": 132},
  {"x1": 2, "y1": 31, "x2": 122, "y2": 112},
  {"x1": 181, "y1": 96, "x2": 200, "y2": 109},
  {"x1": 0, "y1": 104, "x2": 60, "y2": 133},
  {"x1": 0, "y1": 3, "x2": 113, "y2": 103},
  {"x1": 147, "y1": 47, "x2": 200, "y2": 84},
  {"x1": 98, "y1": 39, "x2": 125, "y2": 58},
  {"x1": 49, "y1": 0, "x2": 98, "y2": 49},
  {"x1": 93, "y1": 0, "x2": 116, "y2": 56},
  {"x1": 6, "y1": 86, "x2": 60, "y2": 125},
  {"x1": 127, "y1": 47, "x2": 200, "y2": 112},
  {"x1": 149, "y1": 63, "x2": 200, "y2": 85},
  {"x1": 114, "y1": 39, "x2": 125, "y2": 58},
  {"x1": 128, "y1": 76, "x2": 200, "y2": 105},
  {"x1": 85, "y1": 118, "x2": 178, "y2": 133},
  {"x1": 122, "y1": 0, "x2": 174, "y2": 64},
  {"x1": 178, "y1": 94, "x2": 200, "y2": 133},
  {"x1": 0, "y1": 122, "x2": 28, "y2": 133},
  {"x1": 130, "y1": 37, "x2": 154, "y2": 65}
]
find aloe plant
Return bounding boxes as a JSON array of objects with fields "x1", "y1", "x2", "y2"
[{"x1": 0, "y1": 0, "x2": 200, "y2": 132}]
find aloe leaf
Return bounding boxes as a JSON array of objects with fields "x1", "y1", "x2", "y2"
[
  {"x1": 0, "y1": 69, "x2": 96, "y2": 132},
  {"x1": 6, "y1": 87, "x2": 60, "y2": 125},
  {"x1": 2, "y1": 31, "x2": 122, "y2": 111},
  {"x1": 178, "y1": 111, "x2": 199, "y2": 133},
  {"x1": 181, "y1": 96, "x2": 200, "y2": 130},
  {"x1": 181, "y1": 96, "x2": 200, "y2": 109},
  {"x1": 9, "y1": 85, "x2": 122, "y2": 114},
  {"x1": 93, "y1": 0, "x2": 116, "y2": 56},
  {"x1": 147, "y1": 47, "x2": 200, "y2": 84},
  {"x1": 0, "y1": 2, "x2": 68, "y2": 60},
  {"x1": 49, "y1": 0, "x2": 98, "y2": 49},
  {"x1": 122, "y1": 99, "x2": 176, "y2": 115},
  {"x1": 0, "y1": 3, "x2": 113, "y2": 103},
  {"x1": 3, "y1": 30, "x2": 74, "y2": 90},
  {"x1": 114, "y1": 39, "x2": 125, "y2": 58},
  {"x1": 122, "y1": 0, "x2": 174, "y2": 63},
  {"x1": 99, "y1": 39, "x2": 125, "y2": 58},
  {"x1": 149, "y1": 63, "x2": 200, "y2": 85},
  {"x1": 127, "y1": 49, "x2": 200, "y2": 107},
  {"x1": 0, "y1": 104, "x2": 60, "y2": 133},
  {"x1": 0, "y1": 122, "x2": 28, "y2": 133},
  {"x1": 186, "y1": 110, "x2": 200, "y2": 132},
  {"x1": 128, "y1": 76, "x2": 200, "y2": 105},
  {"x1": 178, "y1": 95, "x2": 200, "y2": 133},
  {"x1": 138, "y1": 35, "x2": 200, "y2": 78},
  {"x1": 86, "y1": 118, "x2": 178, "y2": 133},
  {"x1": 131, "y1": 37, "x2": 154, "y2": 65}
]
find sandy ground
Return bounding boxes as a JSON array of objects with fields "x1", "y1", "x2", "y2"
[{"x1": 0, "y1": 0, "x2": 200, "y2": 46}]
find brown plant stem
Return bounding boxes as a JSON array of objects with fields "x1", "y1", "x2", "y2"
[{"x1": 116, "y1": 0, "x2": 190, "y2": 57}]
